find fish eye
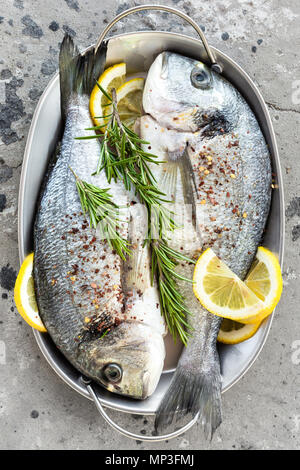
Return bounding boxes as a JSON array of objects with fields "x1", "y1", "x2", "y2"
[
  {"x1": 191, "y1": 66, "x2": 212, "y2": 89},
  {"x1": 103, "y1": 363, "x2": 122, "y2": 383}
]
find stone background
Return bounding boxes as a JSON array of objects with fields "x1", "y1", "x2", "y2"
[{"x1": 0, "y1": 0, "x2": 300, "y2": 450}]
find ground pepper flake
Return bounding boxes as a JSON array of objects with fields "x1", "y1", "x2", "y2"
[{"x1": 208, "y1": 197, "x2": 218, "y2": 206}]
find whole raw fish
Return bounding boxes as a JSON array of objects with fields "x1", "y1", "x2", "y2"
[
  {"x1": 140, "y1": 52, "x2": 272, "y2": 435},
  {"x1": 34, "y1": 36, "x2": 166, "y2": 399}
]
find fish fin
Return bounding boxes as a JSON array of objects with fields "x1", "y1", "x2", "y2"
[
  {"x1": 165, "y1": 149, "x2": 202, "y2": 244},
  {"x1": 159, "y1": 161, "x2": 178, "y2": 201},
  {"x1": 162, "y1": 149, "x2": 197, "y2": 207},
  {"x1": 181, "y1": 148, "x2": 198, "y2": 201},
  {"x1": 122, "y1": 210, "x2": 151, "y2": 292},
  {"x1": 124, "y1": 243, "x2": 151, "y2": 292},
  {"x1": 155, "y1": 363, "x2": 222, "y2": 440},
  {"x1": 178, "y1": 149, "x2": 199, "y2": 230},
  {"x1": 59, "y1": 34, "x2": 107, "y2": 120}
]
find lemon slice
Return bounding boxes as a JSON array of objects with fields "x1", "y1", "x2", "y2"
[
  {"x1": 89, "y1": 62, "x2": 126, "y2": 129},
  {"x1": 217, "y1": 318, "x2": 261, "y2": 344},
  {"x1": 14, "y1": 253, "x2": 47, "y2": 332},
  {"x1": 193, "y1": 247, "x2": 282, "y2": 324},
  {"x1": 105, "y1": 77, "x2": 145, "y2": 130},
  {"x1": 245, "y1": 246, "x2": 282, "y2": 306}
]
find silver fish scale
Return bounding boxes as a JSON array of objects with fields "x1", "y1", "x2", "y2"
[
  {"x1": 188, "y1": 110, "x2": 271, "y2": 279},
  {"x1": 34, "y1": 96, "x2": 130, "y2": 363},
  {"x1": 140, "y1": 113, "x2": 271, "y2": 278}
]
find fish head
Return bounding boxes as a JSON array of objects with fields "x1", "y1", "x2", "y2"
[
  {"x1": 79, "y1": 321, "x2": 165, "y2": 399},
  {"x1": 143, "y1": 52, "x2": 237, "y2": 132}
]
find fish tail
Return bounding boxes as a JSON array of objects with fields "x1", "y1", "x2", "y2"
[
  {"x1": 59, "y1": 34, "x2": 107, "y2": 120},
  {"x1": 155, "y1": 360, "x2": 222, "y2": 439}
]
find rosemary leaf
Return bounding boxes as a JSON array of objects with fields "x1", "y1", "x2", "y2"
[{"x1": 69, "y1": 167, "x2": 130, "y2": 261}]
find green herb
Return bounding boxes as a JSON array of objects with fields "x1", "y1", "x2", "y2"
[
  {"x1": 85, "y1": 87, "x2": 176, "y2": 239},
  {"x1": 151, "y1": 240, "x2": 194, "y2": 345},
  {"x1": 78, "y1": 85, "x2": 194, "y2": 344},
  {"x1": 99, "y1": 328, "x2": 109, "y2": 340},
  {"x1": 69, "y1": 167, "x2": 131, "y2": 261}
]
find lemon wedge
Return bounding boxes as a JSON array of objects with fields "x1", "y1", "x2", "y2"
[
  {"x1": 105, "y1": 77, "x2": 145, "y2": 130},
  {"x1": 217, "y1": 318, "x2": 262, "y2": 344},
  {"x1": 14, "y1": 253, "x2": 46, "y2": 332},
  {"x1": 193, "y1": 247, "x2": 282, "y2": 325},
  {"x1": 89, "y1": 62, "x2": 126, "y2": 129},
  {"x1": 245, "y1": 246, "x2": 282, "y2": 306}
]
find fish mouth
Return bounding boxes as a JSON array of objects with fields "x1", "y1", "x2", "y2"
[
  {"x1": 78, "y1": 321, "x2": 166, "y2": 399},
  {"x1": 104, "y1": 369, "x2": 153, "y2": 400}
]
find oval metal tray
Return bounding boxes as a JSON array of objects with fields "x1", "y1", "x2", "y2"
[{"x1": 18, "y1": 29, "x2": 284, "y2": 418}]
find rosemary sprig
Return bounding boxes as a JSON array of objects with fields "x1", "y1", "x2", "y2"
[
  {"x1": 91, "y1": 87, "x2": 176, "y2": 239},
  {"x1": 151, "y1": 240, "x2": 194, "y2": 345},
  {"x1": 77, "y1": 85, "x2": 194, "y2": 344},
  {"x1": 69, "y1": 167, "x2": 131, "y2": 261}
]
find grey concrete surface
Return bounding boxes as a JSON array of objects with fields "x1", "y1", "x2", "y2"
[{"x1": 0, "y1": 0, "x2": 299, "y2": 450}]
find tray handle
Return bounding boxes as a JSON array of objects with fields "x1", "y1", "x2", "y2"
[
  {"x1": 95, "y1": 4, "x2": 222, "y2": 73},
  {"x1": 81, "y1": 377, "x2": 199, "y2": 442}
]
